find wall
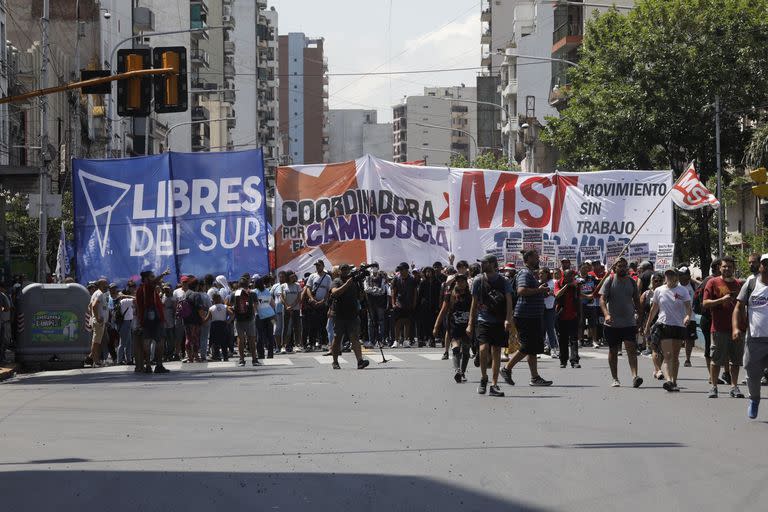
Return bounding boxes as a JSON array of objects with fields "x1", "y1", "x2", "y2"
[{"x1": 362, "y1": 123, "x2": 393, "y2": 161}]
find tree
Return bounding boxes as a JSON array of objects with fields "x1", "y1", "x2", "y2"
[
  {"x1": 542, "y1": 0, "x2": 768, "y2": 272},
  {"x1": 448, "y1": 152, "x2": 521, "y2": 171}
]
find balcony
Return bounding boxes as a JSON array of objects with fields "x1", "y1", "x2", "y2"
[
  {"x1": 481, "y1": 8, "x2": 491, "y2": 22},
  {"x1": 192, "y1": 134, "x2": 210, "y2": 151},
  {"x1": 549, "y1": 84, "x2": 571, "y2": 109},
  {"x1": 503, "y1": 79, "x2": 518, "y2": 98},
  {"x1": 481, "y1": 50, "x2": 492, "y2": 67},
  {"x1": 224, "y1": 62, "x2": 235, "y2": 79},
  {"x1": 481, "y1": 30, "x2": 491, "y2": 45},
  {"x1": 228, "y1": 112, "x2": 237, "y2": 129},
  {"x1": 222, "y1": 12, "x2": 236, "y2": 30},
  {"x1": 224, "y1": 40, "x2": 235, "y2": 55},
  {"x1": 223, "y1": 88, "x2": 236, "y2": 103},
  {"x1": 552, "y1": 10, "x2": 583, "y2": 52},
  {"x1": 190, "y1": 0, "x2": 209, "y2": 38},
  {"x1": 190, "y1": 49, "x2": 209, "y2": 67}
]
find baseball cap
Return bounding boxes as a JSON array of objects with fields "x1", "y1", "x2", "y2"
[
  {"x1": 180, "y1": 275, "x2": 190, "y2": 283},
  {"x1": 560, "y1": 257, "x2": 571, "y2": 262},
  {"x1": 477, "y1": 254, "x2": 498, "y2": 265},
  {"x1": 583, "y1": 260, "x2": 592, "y2": 265},
  {"x1": 504, "y1": 262, "x2": 516, "y2": 270},
  {"x1": 678, "y1": 266, "x2": 691, "y2": 275},
  {"x1": 396, "y1": 262, "x2": 409, "y2": 271},
  {"x1": 108, "y1": 283, "x2": 118, "y2": 290},
  {"x1": 339, "y1": 263, "x2": 351, "y2": 272}
]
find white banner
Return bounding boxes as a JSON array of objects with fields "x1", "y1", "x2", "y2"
[{"x1": 275, "y1": 156, "x2": 674, "y2": 275}]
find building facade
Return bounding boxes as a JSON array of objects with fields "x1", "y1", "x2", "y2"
[
  {"x1": 329, "y1": 109, "x2": 392, "y2": 162},
  {"x1": 393, "y1": 86, "x2": 477, "y2": 167},
  {"x1": 278, "y1": 32, "x2": 328, "y2": 165}
]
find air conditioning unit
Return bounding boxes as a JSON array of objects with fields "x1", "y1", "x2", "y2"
[{"x1": 222, "y1": 15, "x2": 232, "y2": 23}]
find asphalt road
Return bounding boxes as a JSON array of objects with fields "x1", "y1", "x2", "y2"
[{"x1": 0, "y1": 347, "x2": 766, "y2": 512}]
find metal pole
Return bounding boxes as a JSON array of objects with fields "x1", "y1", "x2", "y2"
[
  {"x1": 715, "y1": 95, "x2": 723, "y2": 258},
  {"x1": 164, "y1": 117, "x2": 236, "y2": 150},
  {"x1": 72, "y1": 0, "x2": 81, "y2": 160},
  {"x1": 37, "y1": 0, "x2": 50, "y2": 282}
]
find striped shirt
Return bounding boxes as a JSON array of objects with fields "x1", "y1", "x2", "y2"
[{"x1": 514, "y1": 268, "x2": 544, "y2": 318}]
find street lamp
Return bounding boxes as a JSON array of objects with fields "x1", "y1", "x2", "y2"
[
  {"x1": 420, "y1": 146, "x2": 463, "y2": 165},
  {"x1": 165, "y1": 117, "x2": 236, "y2": 151}
]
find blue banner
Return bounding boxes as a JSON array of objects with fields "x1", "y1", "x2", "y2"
[{"x1": 73, "y1": 150, "x2": 268, "y2": 285}]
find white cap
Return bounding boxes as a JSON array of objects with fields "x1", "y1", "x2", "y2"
[{"x1": 761, "y1": 253, "x2": 768, "y2": 262}]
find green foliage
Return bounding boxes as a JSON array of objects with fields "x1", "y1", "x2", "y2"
[
  {"x1": 541, "y1": 0, "x2": 768, "y2": 271},
  {"x1": 745, "y1": 120, "x2": 768, "y2": 168},
  {"x1": 449, "y1": 152, "x2": 521, "y2": 172},
  {"x1": 734, "y1": 231, "x2": 768, "y2": 278}
]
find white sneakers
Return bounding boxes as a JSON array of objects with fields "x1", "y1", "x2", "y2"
[
  {"x1": 390, "y1": 341, "x2": 400, "y2": 348},
  {"x1": 612, "y1": 379, "x2": 621, "y2": 388}
]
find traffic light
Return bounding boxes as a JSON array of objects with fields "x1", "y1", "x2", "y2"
[
  {"x1": 153, "y1": 47, "x2": 188, "y2": 113},
  {"x1": 751, "y1": 167, "x2": 768, "y2": 198},
  {"x1": 116, "y1": 48, "x2": 152, "y2": 117}
]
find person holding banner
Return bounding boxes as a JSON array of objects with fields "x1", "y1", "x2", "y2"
[
  {"x1": 600, "y1": 258, "x2": 643, "y2": 388},
  {"x1": 644, "y1": 269, "x2": 692, "y2": 392},
  {"x1": 501, "y1": 250, "x2": 554, "y2": 388}
]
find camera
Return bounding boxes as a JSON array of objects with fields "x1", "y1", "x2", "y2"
[{"x1": 348, "y1": 264, "x2": 372, "y2": 283}]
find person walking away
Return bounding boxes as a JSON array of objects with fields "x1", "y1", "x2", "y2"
[
  {"x1": 501, "y1": 250, "x2": 554, "y2": 388},
  {"x1": 554, "y1": 270, "x2": 581, "y2": 369},
  {"x1": 733, "y1": 253, "x2": 768, "y2": 418},
  {"x1": 600, "y1": 258, "x2": 643, "y2": 388},
  {"x1": 136, "y1": 269, "x2": 171, "y2": 374},
  {"x1": 677, "y1": 267, "x2": 699, "y2": 367},
  {"x1": 364, "y1": 263, "x2": 388, "y2": 350},
  {"x1": 85, "y1": 279, "x2": 109, "y2": 367},
  {"x1": 644, "y1": 269, "x2": 691, "y2": 392},
  {"x1": 305, "y1": 260, "x2": 332, "y2": 352},
  {"x1": 391, "y1": 263, "x2": 417, "y2": 348},
  {"x1": 434, "y1": 273, "x2": 472, "y2": 383},
  {"x1": 641, "y1": 273, "x2": 665, "y2": 380},
  {"x1": 540, "y1": 268, "x2": 559, "y2": 358},
  {"x1": 467, "y1": 254, "x2": 513, "y2": 397},
  {"x1": 702, "y1": 256, "x2": 744, "y2": 398},
  {"x1": 117, "y1": 285, "x2": 135, "y2": 365},
  {"x1": 254, "y1": 278, "x2": 276, "y2": 358},
  {"x1": 329, "y1": 264, "x2": 369, "y2": 370},
  {"x1": 178, "y1": 276, "x2": 206, "y2": 363},
  {"x1": 205, "y1": 293, "x2": 232, "y2": 361},
  {"x1": 232, "y1": 277, "x2": 260, "y2": 367},
  {"x1": 281, "y1": 271, "x2": 302, "y2": 353},
  {"x1": 416, "y1": 267, "x2": 441, "y2": 348}
]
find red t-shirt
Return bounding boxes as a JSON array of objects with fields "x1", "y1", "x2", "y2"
[
  {"x1": 702, "y1": 276, "x2": 742, "y2": 333},
  {"x1": 555, "y1": 280, "x2": 579, "y2": 321}
]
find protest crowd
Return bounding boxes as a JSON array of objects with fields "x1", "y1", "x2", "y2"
[{"x1": 4, "y1": 250, "x2": 768, "y2": 419}]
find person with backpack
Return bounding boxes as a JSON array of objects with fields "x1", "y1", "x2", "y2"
[
  {"x1": 733, "y1": 253, "x2": 768, "y2": 419},
  {"x1": 466, "y1": 254, "x2": 513, "y2": 397},
  {"x1": 231, "y1": 277, "x2": 260, "y2": 367},
  {"x1": 554, "y1": 269, "x2": 581, "y2": 369},
  {"x1": 599, "y1": 257, "x2": 643, "y2": 388},
  {"x1": 434, "y1": 273, "x2": 472, "y2": 383},
  {"x1": 501, "y1": 250, "x2": 554, "y2": 389},
  {"x1": 136, "y1": 268, "x2": 171, "y2": 374},
  {"x1": 177, "y1": 275, "x2": 206, "y2": 364}
]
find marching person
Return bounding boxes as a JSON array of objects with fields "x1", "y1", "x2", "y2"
[
  {"x1": 677, "y1": 266, "x2": 699, "y2": 368},
  {"x1": 205, "y1": 293, "x2": 232, "y2": 361},
  {"x1": 703, "y1": 256, "x2": 744, "y2": 398},
  {"x1": 501, "y1": 250, "x2": 553, "y2": 388},
  {"x1": 391, "y1": 262, "x2": 417, "y2": 348},
  {"x1": 329, "y1": 264, "x2": 369, "y2": 370},
  {"x1": 364, "y1": 263, "x2": 388, "y2": 349},
  {"x1": 305, "y1": 260, "x2": 332, "y2": 352},
  {"x1": 435, "y1": 272, "x2": 472, "y2": 383},
  {"x1": 135, "y1": 269, "x2": 171, "y2": 374},
  {"x1": 467, "y1": 254, "x2": 512, "y2": 397},
  {"x1": 644, "y1": 269, "x2": 692, "y2": 392},
  {"x1": 733, "y1": 253, "x2": 768, "y2": 419},
  {"x1": 554, "y1": 269, "x2": 581, "y2": 369},
  {"x1": 281, "y1": 271, "x2": 302, "y2": 353},
  {"x1": 232, "y1": 277, "x2": 261, "y2": 367},
  {"x1": 599, "y1": 257, "x2": 643, "y2": 388},
  {"x1": 85, "y1": 278, "x2": 109, "y2": 368}
]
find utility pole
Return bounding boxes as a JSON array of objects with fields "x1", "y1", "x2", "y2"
[
  {"x1": 72, "y1": 0, "x2": 82, "y2": 161},
  {"x1": 715, "y1": 95, "x2": 723, "y2": 258},
  {"x1": 37, "y1": 0, "x2": 50, "y2": 282}
]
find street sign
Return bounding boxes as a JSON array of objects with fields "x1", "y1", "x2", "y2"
[{"x1": 27, "y1": 193, "x2": 62, "y2": 218}]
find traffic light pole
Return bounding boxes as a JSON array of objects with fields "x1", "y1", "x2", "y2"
[{"x1": 37, "y1": 0, "x2": 50, "y2": 283}]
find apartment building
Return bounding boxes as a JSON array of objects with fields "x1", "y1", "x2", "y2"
[
  {"x1": 257, "y1": 6, "x2": 279, "y2": 176},
  {"x1": 328, "y1": 109, "x2": 392, "y2": 162},
  {"x1": 278, "y1": 33, "x2": 328, "y2": 165},
  {"x1": 393, "y1": 86, "x2": 477, "y2": 167}
]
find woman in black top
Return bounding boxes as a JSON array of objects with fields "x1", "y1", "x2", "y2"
[{"x1": 434, "y1": 274, "x2": 472, "y2": 383}]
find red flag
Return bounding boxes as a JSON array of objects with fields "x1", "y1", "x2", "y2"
[{"x1": 670, "y1": 162, "x2": 720, "y2": 210}]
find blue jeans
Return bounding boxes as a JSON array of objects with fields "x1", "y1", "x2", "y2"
[
  {"x1": 118, "y1": 322, "x2": 133, "y2": 363},
  {"x1": 543, "y1": 308, "x2": 559, "y2": 350},
  {"x1": 200, "y1": 322, "x2": 211, "y2": 360}
]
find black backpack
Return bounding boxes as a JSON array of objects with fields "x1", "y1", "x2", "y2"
[{"x1": 480, "y1": 274, "x2": 508, "y2": 320}]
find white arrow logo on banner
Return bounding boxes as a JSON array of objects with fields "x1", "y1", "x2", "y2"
[{"x1": 78, "y1": 170, "x2": 131, "y2": 257}]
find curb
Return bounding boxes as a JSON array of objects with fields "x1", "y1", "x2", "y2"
[{"x1": 0, "y1": 364, "x2": 18, "y2": 382}]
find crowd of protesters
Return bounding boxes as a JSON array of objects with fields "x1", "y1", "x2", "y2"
[{"x1": 3, "y1": 249, "x2": 768, "y2": 419}]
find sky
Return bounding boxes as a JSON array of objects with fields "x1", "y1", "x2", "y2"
[{"x1": 269, "y1": 0, "x2": 482, "y2": 123}]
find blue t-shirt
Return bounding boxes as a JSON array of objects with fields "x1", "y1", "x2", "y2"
[
  {"x1": 514, "y1": 268, "x2": 545, "y2": 318},
  {"x1": 471, "y1": 273, "x2": 513, "y2": 324}
]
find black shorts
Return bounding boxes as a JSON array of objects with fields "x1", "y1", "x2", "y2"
[
  {"x1": 659, "y1": 324, "x2": 686, "y2": 341},
  {"x1": 685, "y1": 321, "x2": 698, "y2": 341},
  {"x1": 515, "y1": 316, "x2": 545, "y2": 355},
  {"x1": 476, "y1": 322, "x2": 507, "y2": 348},
  {"x1": 451, "y1": 323, "x2": 469, "y2": 340},
  {"x1": 604, "y1": 325, "x2": 637, "y2": 348},
  {"x1": 334, "y1": 316, "x2": 361, "y2": 340},
  {"x1": 393, "y1": 308, "x2": 413, "y2": 322},
  {"x1": 584, "y1": 306, "x2": 600, "y2": 327}
]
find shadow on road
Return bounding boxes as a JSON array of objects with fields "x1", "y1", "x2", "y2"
[
  {"x1": 4, "y1": 368, "x2": 296, "y2": 386},
  {"x1": 0, "y1": 471, "x2": 550, "y2": 512}
]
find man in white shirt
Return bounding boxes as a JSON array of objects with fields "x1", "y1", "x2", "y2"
[
  {"x1": 305, "y1": 260, "x2": 332, "y2": 351},
  {"x1": 734, "y1": 253, "x2": 768, "y2": 419},
  {"x1": 86, "y1": 279, "x2": 109, "y2": 367}
]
